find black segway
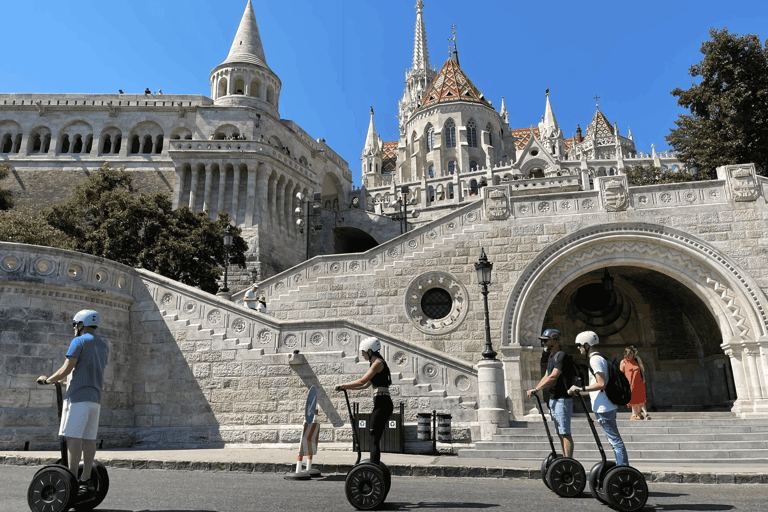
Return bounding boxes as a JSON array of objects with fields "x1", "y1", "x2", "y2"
[
  {"x1": 573, "y1": 391, "x2": 647, "y2": 512},
  {"x1": 27, "y1": 381, "x2": 110, "y2": 512},
  {"x1": 341, "y1": 389, "x2": 391, "y2": 510},
  {"x1": 531, "y1": 390, "x2": 586, "y2": 497}
]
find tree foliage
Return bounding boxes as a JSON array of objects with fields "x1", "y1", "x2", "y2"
[
  {"x1": 0, "y1": 206, "x2": 76, "y2": 250},
  {"x1": 667, "y1": 28, "x2": 768, "y2": 180},
  {"x1": 38, "y1": 163, "x2": 247, "y2": 294},
  {"x1": 0, "y1": 163, "x2": 14, "y2": 210},
  {"x1": 623, "y1": 164, "x2": 695, "y2": 186}
]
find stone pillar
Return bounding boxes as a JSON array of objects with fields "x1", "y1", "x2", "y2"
[
  {"x1": 244, "y1": 165, "x2": 256, "y2": 227},
  {"x1": 276, "y1": 180, "x2": 285, "y2": 233},
  {"x1": 476, "y1": 358, "x2": 509, "y2": 441},
  {"x1": 189, "y1": 167, "x2": 199, "y2": 210},
  {"x1": 232, "y1": 165, "x2": 242, "y2": 226},
  {"x1": 268, "y1": 175, "x2": 277, "y2": 230},
  {"x1": 217, "y1": 164, "x2": 227, "y2": 216},
  {"x1": 257, "y1": 165, "x2": 269, "y2": 226},
  {"x1": 203, "y1": 165, "x2": 213, "y2": 214},
  {"x1": 172, "y1": 167, "x2": 184, "y2": 209},
  {"x1": 745, "y1": 348, "x2": 764, "y2": 399}
]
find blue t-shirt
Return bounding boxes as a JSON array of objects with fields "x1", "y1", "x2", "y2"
[{"x1": 65, "y1": 333, "x2": 109, "y2": 404}]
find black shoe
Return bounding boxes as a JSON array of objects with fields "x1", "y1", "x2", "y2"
[{"x1": 78, "y1": 478, "x2": 96, "y2": 496}]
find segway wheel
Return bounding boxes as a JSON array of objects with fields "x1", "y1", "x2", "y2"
[
  {"x1": 74, "y1": 460, "x2": 110, "y2": 511},
  {"x1": 589, "y1": 461, "x2": 614, "y2": 505},
  {"x1": 603, "y1": 466, "x2": 648, "y2": 512},
  {"x1": 378, "y1": 461, "x2": 392, "y2": 500},
  {"x1": 541, "y1": 453, "x2": 557, "y2": 490},
  {"x1": 27, "y1": 465, "x2": 78, "y2": 512},
  {"x1": 546, "y1": 457, "x2": 586, "y2": 498},
  {"x1": 345, "y1": 463, "x2": 387, "y2": 510}
]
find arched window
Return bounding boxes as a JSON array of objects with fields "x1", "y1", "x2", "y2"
[
  {"x1": 411, "y1": 132, "x2": 417, "y2": 152},
  {"x1": 1, "y1": 134, "x2": 12, "y2": 153},
  {"x1": 250, "y1": 78, "x2": 261, "y2": 97},
  {"x1": 467, "y1": 121, "x2": 477, "y2": 148},
  {"x1": 429, "y1": 186, "x2": 435, "y2": 201},
  {"x1": 448, "y1": 161, "x2": 455, "y2": 175},
  {"x1": 31, "y1": 134, "x2": 42, "y2": 153},
  {"x1": 470, "y1": 160, "x2": 478, "y2": 171},
  {"x1": 426, "y1": 125, "x2": 434, "y2": 152},
  {"x1": 142, "y1": 135, "x2": 153, "y2": 154},
  {"x1": 470, "y1": 179, "x2": 479, "y2": 195},
  {"x1": 102, "y1": 135, "x2": 112, "y2": 154},
  {"x1": 444, "y1": 120, "x2": 456, "y2": 148},
  {"x1": 487, "y1": 124, "x2": 493, "y2": 146},
  {"x1": 113, "y1": 135, "x2": 121, "y2": 153},
  {"x1": 428, "y1": 165, "x2": 434, "y2": 178},
  {"x1": 449, "y1": 183, "x2": 454, "y2": 199},
  {"x1": 60, "y1": 134, "x2": 70, "y2": 154},
  {"x1": 154, "y1": 135, "x2": 163, "y2": 154},
  {"x1": 218, "y1": 77, "x2": 228, "y2": 98},
  {"x1": 267, "y1": 85, "x2": 275, "y2": 104}
]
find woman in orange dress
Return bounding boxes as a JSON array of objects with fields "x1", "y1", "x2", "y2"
[{"x1": 620, "y1": 345, "x2": 649, "y2": 420}]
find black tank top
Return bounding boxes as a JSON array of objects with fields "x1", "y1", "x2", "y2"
[{"x1": 369, "y1": 355, "x2": 392, "y2": 387}]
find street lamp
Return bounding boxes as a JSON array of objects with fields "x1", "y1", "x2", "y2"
[
  {"x1": 602, "y1": 268, "x2": 614, "y2": 292},
  {"x1": 294, "y1": 192, "x2": 322, "y2": 260},
  {"x1": 474, "y1": 247, "x2": 496, "y2": 360},
  {"x1": 388, "y1": 185, "x2": 420, "y2": 234},
  {"x1": 221, "y1": 224, "x2": 233, "y2": 293}
]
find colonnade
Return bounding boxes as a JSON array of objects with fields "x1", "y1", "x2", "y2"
[{"x1": 172, "y1": 161, "x2": 308, "y2": 235}]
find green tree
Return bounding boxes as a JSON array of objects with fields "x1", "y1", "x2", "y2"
[
  {"x1": 0, "y1": 163, "x2": 14, "y2": 210},
  {"x1": 0, "y1": 206, "x2": 76, "y2": 250},
  {"x1": 42, "y1": 163, "x2": 247, "y2": 294},
  {"x1": 623, "y1": 164, "x2": 694, "y2": 186},
  {"x1": 666, "y1": 28, "x2": 768, "y2": 179}
]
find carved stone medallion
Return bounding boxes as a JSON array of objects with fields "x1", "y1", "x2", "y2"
[
  {"x1": 485, "y1": 187, "x2": 510, "y2": 221},
  {"x1": 600, "y1": 177, "x2": 629, "y2": 212}
]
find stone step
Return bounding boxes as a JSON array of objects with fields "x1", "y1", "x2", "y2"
[
  {"x1": 458, "y1": 448, "x2": 768, "y2": 462},
  {"x1": 474, "y1": 440, "x2": 768, "y2": 451},
  {"x1": 497, "y1": 425, "x2": 768, "y2": 435},
  {"x1": 490, "y1": 433, "x2": 768, "y2": 443}
]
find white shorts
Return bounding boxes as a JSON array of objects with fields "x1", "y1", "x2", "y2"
[{"x1": 58, "y1": 400, "x2": 101, "y2": 440}]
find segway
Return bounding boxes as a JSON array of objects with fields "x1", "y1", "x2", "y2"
[
  {"x1": 574, "y1": 391, "x2": 647, "y2": 512},
  {"x1": 531, "y1": 390, "x2": 586, "y2": 497},
  {"x1": 27, "y1": 382, "x2": 110, "y2": 512},
  {"x1": 341, "y1": 389, "x2": 391, "y2": 510}
]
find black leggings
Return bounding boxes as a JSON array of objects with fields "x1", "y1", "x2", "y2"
[{"x1": 369, "y1": 394, "x2": 393, "y2": 464}]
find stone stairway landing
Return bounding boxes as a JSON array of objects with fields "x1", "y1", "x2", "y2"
[{"x1": 458, "y1": 413, "x2": 768, "y2": 463}]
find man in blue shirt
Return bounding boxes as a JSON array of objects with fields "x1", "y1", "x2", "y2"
[{"x1": 38, "y1": 309, "x2": 109, "y2": 495}]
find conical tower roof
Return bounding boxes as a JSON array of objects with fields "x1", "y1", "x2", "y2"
[
  {"x1": 363, "y1": 107, "x2": 380, "y2": 157},
  {"x1": 223, "y1": 0, "x2": 269, "y2": 69},
  {"x1": 585, "y1": 107, "x2": 614, "y2": 138},
  {"x1": 416, "y1": 57, "x2": 490, "y2": 112}
]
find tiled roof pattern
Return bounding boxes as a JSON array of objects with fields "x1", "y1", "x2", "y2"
[
  {"x1": 417, "y1": 58, "x2": 491, "y2": 111},
  {"x1": 564, "y1": 138, "x2": 574, "y2": 152},
  {"x1": 586, "y1": 110, "x2": 614, "y2": 138},
  {"x1": 382, "y1": 141, "x2": 398, "y2": 170},
  {"x1": 510, "y1": 127, "x2": 540, "y2": 151}
]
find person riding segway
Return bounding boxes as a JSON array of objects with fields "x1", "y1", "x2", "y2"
[
  {"x1": 568, "y1": 331, "x2": 648, "y2": 512},
  {"x1": 336, "y1": 337, "x2": 393, "y2": 510}
]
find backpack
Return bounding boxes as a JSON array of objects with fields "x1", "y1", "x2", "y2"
[
  {"x1": 588, "y1": 353, "x2": 632, "y2": 407},
  {"x1": 562, "y1": 353, "x2": 587, "y2": 389}
]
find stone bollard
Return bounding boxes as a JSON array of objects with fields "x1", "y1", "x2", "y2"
[{"x1": 476, "y1": 358, "x2": 509, "y2": 440}]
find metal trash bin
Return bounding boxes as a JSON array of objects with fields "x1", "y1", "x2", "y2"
[
  {"x1": 437, "y1": 413, "x2": 452, "y2": 442},
  {"x1": 417, "y1": 412, "x2": 432, "y2": 441}
]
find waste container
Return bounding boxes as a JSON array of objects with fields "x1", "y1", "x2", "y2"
[
  {"x1": 437, "y1": 413, "x2": 452, "y2": 442},
  {"x1": 353, "y1": 402, "x2": 405, "y2": 453},
  {"x1": 417, "y1": 412, "x2": 432, "y2": 441}
]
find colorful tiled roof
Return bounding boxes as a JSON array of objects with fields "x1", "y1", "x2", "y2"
[
  {"x1": 510, "y1": 127, "x2": 540, "y2": 151},
  {"x1": 586, "y1": 109, "x2": 614, "y2": 138},
  {"x1": 382, "y1": 141, "x2": 398, "y2": 171},
  {"x1": 417, "y1": 58, "x2": 491, "y2": 111}
]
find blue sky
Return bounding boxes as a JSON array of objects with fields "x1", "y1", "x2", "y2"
[{"x1": 2, "y1": 0, "x2": 766, "y2": 185}]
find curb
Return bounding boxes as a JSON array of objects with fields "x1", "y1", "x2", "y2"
[{"x1": 3, "y1": 455, "x2": 767, "y2": 484}]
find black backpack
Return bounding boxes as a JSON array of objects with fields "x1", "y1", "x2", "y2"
[{"x1": 588, "y1": 353, "x2": 632, "y2": 407}]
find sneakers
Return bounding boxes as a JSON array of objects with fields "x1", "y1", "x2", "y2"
[{"x1": 78, "y1": 478, "x2": 96, "y2": 496}]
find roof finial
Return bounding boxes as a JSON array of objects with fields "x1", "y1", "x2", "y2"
[
  {"x1": 593, "y1": 94, "x2": 600, "y2": 108},
  {"x1": 370, "y1": 106, "x2": 374, "y2": 115},
  {"x1": 546, "y1": 88, "x2": 549, "y2": 96},
  {"x1": 451, "y1": 24, "x2": 459, "y2": 65}
]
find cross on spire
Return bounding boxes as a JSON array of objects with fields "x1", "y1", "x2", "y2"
[{"x1": 594, "y1": 94, "x2": 600, "y2": 108}]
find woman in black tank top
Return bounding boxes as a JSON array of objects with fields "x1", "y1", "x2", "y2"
[{"x1": 336, "y1": 337, "x2": 393, "y2": 464}]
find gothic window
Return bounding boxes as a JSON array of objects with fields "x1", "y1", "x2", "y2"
[
  {"x1": 449, "y1": 183, "x2": 454, "y2": 199},
  {"x1": 411, "y1": 132, "x2": 417, "y2": 152},
  {"x1": 429, "y1": 186, "x2": 435, "y2": 201},
  {"x1": 470, "y1": 179, "x2": 479, "y2": 195},
  {"x1": 72, "y1": 135, "x2": 83, "y2": 154},
  {"x1": 425, "y1": 124, "x2": 434, "y2": 152},
  {"x1": 470, "y1": 160, "x2": 477, "y2": 172},
  {"x1": 448, "y1": 161, "x2": 455, "y2": 175},
  {"x1": 102, "y1": 135, "x2": 112, "y2": 154},
  {"x1": 142, "y1": 135, "x2": 153, "y2": 154},
  {"x1": 218, "y1": 77, "x2": 228, "y2": 98},
  {"x1": 31, "y1": 134, "x2": 42, "y2": 153},
  {"x1": 444, "y1": 120, "x2": 456, "y2": 148},
  {"x1": 84, "y1": 135, "x2": 93, "y2": 154},
  {"x1": 0, "y1": 134, "x2": 12, "y2": 153},
  {"x1": 267, "y1": 85, "x2": 275, "y2": 104},
  {"x1": 487, "y1": 124, "x2": 493, "y2": 146},
  {"x1": 428, "y1": 165, "x2": 434, "y2": 178},
  {"x1": 60, "y1": 134, "x2": 70, "y2": 154},
  {"x1": 467, "y1": 121, "x2": 477, "y2": 148},
  {"x1": 250, "y1": 78, "x2": 261, "y2": 98},
  {"x1": 235, "y1": 77, "x2": 245, "y2": 94}
]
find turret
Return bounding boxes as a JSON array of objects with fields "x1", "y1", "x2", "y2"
[
  {"x1": 209, "y1": 0, "x2": 281, "y2": 115},
  {"x1": 361, "y1": 107, "x2": 382, "y2": 184},
  {"x1": 397, "y1": 1, "x2": 437, "y2": 135}
]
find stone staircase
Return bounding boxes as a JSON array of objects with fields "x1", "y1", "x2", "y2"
[{"x1": 458, "y1": 412, "x2": 768, "y2": 463}]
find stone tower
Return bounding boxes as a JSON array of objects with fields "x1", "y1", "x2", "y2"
[
  {"x1": 397, "y1": 1, "x2": 437, "y2": 136},
  {"x1": 361, "y1": 107, "x2": 383, "y2": 188}
]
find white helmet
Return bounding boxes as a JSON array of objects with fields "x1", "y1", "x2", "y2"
[
  {"x1": 73, "y1": 309, "x2": 100, "y2": 327},
  {"x1": 360, "y1": 337, "x2": 381, "y2": 353},
  {"x1": 575, "y1": 331, "x2": 599, "y2": 346}
]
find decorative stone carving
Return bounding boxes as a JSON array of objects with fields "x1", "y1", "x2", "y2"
[
  {"x1": 581, "y1": 199, "x2": 594, "y2": 210},
  {"x1": 684, "y1": 191, "x2": 697, "y2": 203},
  {"x1": 404, "y1": 270, "x2": 470, "y2": 335},
  {"x1": 349, "y1": 261, "x2": 361, "y2": 272},
  {"x1": 466, "y1": 211, "x2": 478, "y2": 222},
  {"x1": 387, "y1": 247, "x2": 400, "y2": 258},
  {"x1": 33, "y1": 257, "x2": 55, "y2": 275},
  {"x1": 183, "y1": 300, "x2": 197, "y2": 314},
  {"x1": 427, "y1": 229, "x2": 438, "y2": 239},
  {"x1": 560, "y1": 201, "x2": 571, "y2": 210},
  {"x1": 207, "y1": 309, "x2": 222, "y2": 324},
  {"x1": 538, "y1": 201, "x2": 551, "y2": 213},
  {"x1": 660, "y1": 192, "x2": 672, "y2": 203},
  {"x1": 310, "y1": 332, "x2": 325, "y2": 346},
  {"x1": 421, "y1": 362, "x2": 439, "y2": 380},
  {"x1": 455, "y1": 375, "x2": 471, "y2": 391},
  {"x1": 369, "y1": 257, "x2": 380, "y2": 267},
  {"x1": 67, "y1": 263, "x2": 85, "y2": 281},
  {"x1": 407, "y1": 238, "x2": 418, "y2": 250},
  {"x1": 519, "y1": 204, "x2": 529, "y2": 214},
  {"x1": 337, "y1": 331, "x2": 351, "y2": 345},
  {"x1": 721, "y1": 164, "x2": 759, "y2": 202},
  {"x1": 312, "y1": 264, "x2": 324, "y2": 275},
  {"x1": 258, "y1": 328, "x2": 273, "y2": 344},
  {"x1": 1, "y1": 254, "x2": 22, "y2": 272},
  {"x1": 392, "y1": 351, "x2": 407, "y2": 366},
  {"x1": 232, "y1": 318, "x2": 246, "y2": 333},
  {"x1": 599, "y1": 176, "x2": 629, "y2": 212},
  {"x1": 161, "y1": 293, "x2": 174, "y2": 306},
  {"x1": 447, "y1": 221, "x2": 457, "y2": 231},
  {"x1": 284, "y1": 334, "x2": 298, "y2": 348},
  {"x1": 329, "y1": 262, "x2": 342, "y2": 274},
  {"x1": 485, "y1": 188, "x2": 510, "y2": 221}
]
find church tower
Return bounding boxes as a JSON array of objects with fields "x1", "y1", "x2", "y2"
[
  {"x1": 362, "y1": 107, "x2": 383, "y2": 188},
  {"x1": 209, "y1": 0, "x2": 281, "y2": 116},
  {"x1": 397, "y1": 1, "x2": 437, "y2": 136},
  {"x1": 537, "y1": 90, "x2": 565, "y2": 158}
]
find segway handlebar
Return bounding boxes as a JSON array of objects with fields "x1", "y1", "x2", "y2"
[
  {"x1": 570, "y1": 389, "x2": 608, "y2": 464},
  {"x1": 341, "y1": 388, "x2": 362, "y2": 466},
  {"x1": 531, "y1": 390, "x2": 558, "y2": 456}
]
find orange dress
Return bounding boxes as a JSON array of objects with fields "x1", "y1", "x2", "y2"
[{"x1": 620, "y1": 357, "x2": 646, "y2": 406}]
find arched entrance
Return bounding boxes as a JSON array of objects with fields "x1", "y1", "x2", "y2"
[
  {"x1": 502, "y1": 223, "x2": 768, "y2": 420},
  {"x1": 333, "y1": 227, "x2": 379, "y2": 254},
  {"x1": 320, "y1": 173, "x2": 344, "y2": 210},
  {"x1": 541, "y1": 266, "x2": 736, "y2": 411}
]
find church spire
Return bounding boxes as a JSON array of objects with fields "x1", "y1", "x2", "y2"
[
  {"x1": 224, "y1": 0, "x2": 269, "y2": 69},
  {"x1": 539, "y1": 88, "x2": 560, "y2": 138},
  {"x1": 363, "y1": 107, "x2": 380, "y2": 157},
  {"x1": 412, "y1": 1, "x2": 430, "y2": 72}
]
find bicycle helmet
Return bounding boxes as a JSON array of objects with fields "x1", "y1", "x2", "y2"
[
  {"x1": 73, "y1": 309, "x2": 100, "y2": 327},
  {"x1": 360, "y1": 337, "x2": 381, "y2": 353},
  {"x1": 538, "y1": 328, "x2": 562, "y2": 341},
  {"x1": 575, "y1": 331, "x2": 599, "y2": 346}
]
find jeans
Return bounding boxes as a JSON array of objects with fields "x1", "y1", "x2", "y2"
[
  {"x1": 548, "y1": 398, "x2": 573, "y2": 435},
  {"x1": 595, "y1": 410, "x2": 628, "y2": 466}
]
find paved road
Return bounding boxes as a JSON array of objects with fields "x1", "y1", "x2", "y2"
[{"x1": 2, "y1": 465, "x2": 765, "y2": 512}]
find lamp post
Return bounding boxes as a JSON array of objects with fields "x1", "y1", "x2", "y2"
[
  {"x1": 294, "y1": 192, "x2": 322, "y2": 260},
  {"x1": 221, "y1": 224, "x2": 233, "y2": 293},
  {"x1": 474, "y1": 247, "x2": 496, "y2": 360},
  {"x1": 389, "y1": 185, "x2": 420, "y2": 234}
]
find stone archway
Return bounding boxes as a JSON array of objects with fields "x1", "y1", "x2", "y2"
[{"x1": 501, "y1": 223, "x2": 768, "y2": 419}]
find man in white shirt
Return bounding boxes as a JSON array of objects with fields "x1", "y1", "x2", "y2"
[
  {"x1": 568, "y1": 330, "x2": 628, "y2": 466},
  {"x1": 244, "y1": 284, "x2": 259, "y2": 309}
]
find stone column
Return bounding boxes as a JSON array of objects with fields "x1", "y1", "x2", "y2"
[
  {"x1": 172, "y1": 167, "x2": 184, "y2": 209},
  {"x1": 189, "y1": 166, "x2": 199, "y2": 210},
  {"x1": 268, "y1": 175, "x2": 277, "y2": 230},
  {"x1": 725, "y1": 345, "x2": 751, "y2": 416},
  {"x1": 217, "y1": 163, "x2": 227, "y2": 216},
  {"x1": 276, "y1": 180, "x2": 285, "y2": 233},
  {"x1": 745, "y1": 348, "x2": 764, "y2": 399},
  {"x1": 232, "y1": 165, "x2": 243, "y2": 225},
  {"x1": 203, "y1": 165, "x2": 213, "y2": 215},
  {"x1": 476, "y1": 358, "x2": 509, "y2": 440},
  {"x1": 256, "y1": 165, "x2": 269, "y2": 226},
  {"x1": 244, "y1": 165, "x2": 256, "y2": 227}
]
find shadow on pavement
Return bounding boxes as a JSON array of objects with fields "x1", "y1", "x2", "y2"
[
  {"x1": 650, "y1": 506, "x2": 734, "y2": 511},
  {"x1": 382, "y1": 503, "x2": 499, "y2": 510}
]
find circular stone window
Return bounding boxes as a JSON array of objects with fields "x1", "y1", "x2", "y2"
[
  {"x1": 404, "y1": 271, "x2": 470, "y2": 335},
  {"x1": 421, "y1": 288, "x2": 452, "y2": 319}
]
